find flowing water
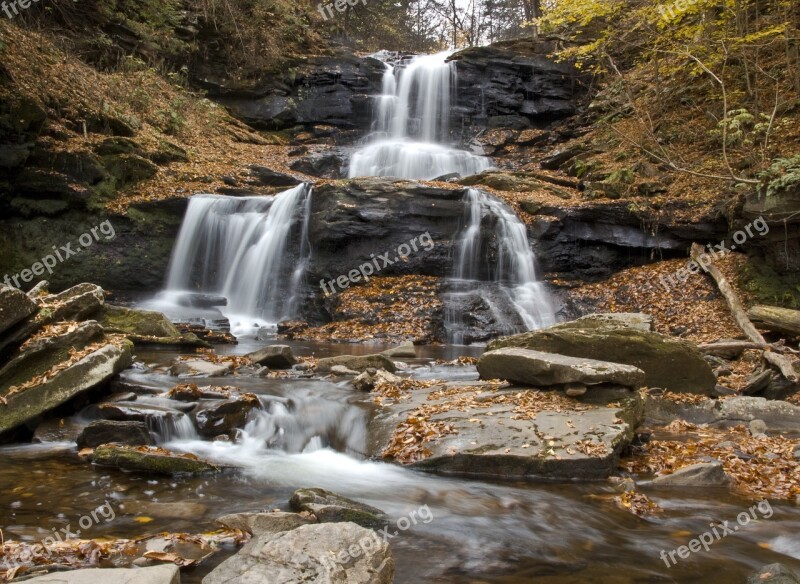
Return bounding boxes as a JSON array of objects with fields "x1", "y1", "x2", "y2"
[
  {"x1": 2, "y1": 342, "x2": 799, "y2": 583},
  {"x1": 444, "y1": 188, "x2": 556, "y2": 343},
  {"x1": 349, "y1": 52, "x2": 492, "y2": 180},
  {"x1": 144, "y1": 184, "x2": 313, "y2": 337}
]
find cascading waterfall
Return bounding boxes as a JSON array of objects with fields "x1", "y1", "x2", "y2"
[
  {"x1": 445, "y1": 188, "x2": 556, "y2": 343},
  {"x1": 150, "y1": 184, "x2": 312, "y2": 337},
  {"x1": 349, "y1": 51, "x2": 492, "y2": 180}
]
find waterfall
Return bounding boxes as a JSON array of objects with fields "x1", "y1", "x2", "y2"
[
  {"x1": 444, "y1": 189, "x2": 555, "y2": 344},
  {"x1": 349, "y1": 52, "x2": 492, "y2": 180},
  {"x1": 153, "y1": 184, "x2": 313, "y2": 337}
]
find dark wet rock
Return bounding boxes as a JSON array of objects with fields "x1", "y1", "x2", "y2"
[
  {"x1": 97, "y1": 305, "x2": 209, "y2": 348},
  {"x1": 96, "y1": 403, "x2": 187, "y2": 425},
  {"x1": 202, "y1": 523, "x2": 394, "y2": 584},
  {"x1": 0, "y1": 286, "x2": 37, "y2": 336},
  {"x1": 246, "y1": 345, "x2": 297, "y2": 369},
  {"x1": 478, "y1": 348, "x2": 646, "y2": 389},
  {"x1": 248, "y1": 165, "x2": 302, "y2": 187},
  {"x1": 289, "y1": 488, "x2": 389, "y2": 528},
  {"x1": 91, "y1": 444, "x2": 218, "y2": 475},
  {"x1": 0, "y1": 340, "x2": 132, "y2": 436},
  {"x1": 32, "y1": 417, "x2": 85, "y2": 443},
  {"x1": 645, "y1": 395, "x2": 800, "y2": 432},
  {"x1": 77, "y1": 420, "x2": 154, "y2": 449},
  {"x1": 440, "y1": 280, "x2": 528, "y2": 344},
  {"x1": 24, "y1": 565, "x2": 181, "y2": 584},
  {"x1": 216, "y1": 511, "x2": 316, "y2": 536},
  {"x1": 317, "y1": 354, "x2": 396, "y2": 374},
  {"x1": 195, "y1": 394, "x2": 261, "y2": 437},
  {"x1": 747, "y1": 564, "x2": 800, "y2": 584},
  {"x1": 289, "y1": 151, "x2": 346, "y2": 179},
  {"x1": 650, "y1": 462, "x2": 732, "y2": 488},
  {"x1": 488, "y1": 318, "x2": 716, "y2": 394},
  {"x1": 370, "y1": 382, "x2": 644, "y2": 480}
]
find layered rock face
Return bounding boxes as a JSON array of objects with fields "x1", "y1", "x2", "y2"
[{"x1": 201, "y1": 40, "x2": 585, "y2": 134}]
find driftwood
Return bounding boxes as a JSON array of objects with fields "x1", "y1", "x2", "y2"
[
  {"x1": 697, "y1": 341, "x2": 768, "y2": 359},
  {"x1": 690, "y1": 243, "x2": 799, "y2": 385},
  {"x1": 748, "y1": 305, "x2": 800, "y2": 338}
]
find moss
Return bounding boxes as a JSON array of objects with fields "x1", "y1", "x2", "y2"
[
  {"x1": 92, "y1": 444, "x2": 219, "y2": 475},
  {"x1": 741, "y1": 256, "x2": 800, "y2": 308}
]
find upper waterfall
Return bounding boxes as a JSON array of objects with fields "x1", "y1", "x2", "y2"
[
  {"x1": 349, "y1": 51, "x2": 492, "y2": 180},
  {"x1": 148, "y1": 184, "x2": 312, "y2": 337}
]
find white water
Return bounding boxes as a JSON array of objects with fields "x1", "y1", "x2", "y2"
[
  {"x1": 446, "y1": 188, "x2": 555, "y2": 342},
  {"x1": 349, "y1": 52, "x2": 492, "y2": 180},
  {"x1": 148, "y1": 184, "x2": 312, "y2": 337}
]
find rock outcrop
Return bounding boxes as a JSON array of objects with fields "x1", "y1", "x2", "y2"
[{"x1": 488, "y1": 317, "x2": 716, "y2": 394}]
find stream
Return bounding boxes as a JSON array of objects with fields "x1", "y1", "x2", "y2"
[{"x1": 2, "y1": 339, "x2": 799, "y2": 583}]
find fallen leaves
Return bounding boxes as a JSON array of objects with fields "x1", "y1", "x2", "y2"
[
  {"x1": 614, "y1": 491, "x2": 663, "y2": 517},
  {"x1": 623, "y1": 423, "x2": 800, "y2": 500}
]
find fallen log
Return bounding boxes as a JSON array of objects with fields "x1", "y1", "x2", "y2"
[
  {"x1": 748, "y1": 305, "x2": 800, "y2": 338},
  {"x1": 697, "y1": 341, "x2": 767, "y2": 359},
  {"x1": 690, "y1": 244, "x2": 799, "y2": 386}
]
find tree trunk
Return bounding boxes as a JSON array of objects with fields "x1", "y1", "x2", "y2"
[{"x1": 748, "y1": 305, "x2": 800, "y2": 337}]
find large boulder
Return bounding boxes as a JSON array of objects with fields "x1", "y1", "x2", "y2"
[
  {"x1": 0, "y1": 286, "x2": 37, "y2": 336},
  {"x1": 23, "y1": 565, "x2": 180, "y2": 584},
  {"x1": 246, "y1": 345, "x2": 297, "y2": 369},
  {"x1": 488, "y1": 318, "x2": 716, "y2": 394},
  {"x1": 202, "y1": 523, "x2": 394, "y2": 584},
  {"x1": 316, "y1": 354, "x2": 396, "y2": 374},
  {"x1": 477, "y1": 347, "x2": 646, "y2": 389},
  {"x1": 289, "y1": 488, "x2": 388, "y2": 529},
  {"x1": 0, "y1": 340, "x2": 133, "y2": 435}
]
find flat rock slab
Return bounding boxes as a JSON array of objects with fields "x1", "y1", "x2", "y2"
[
  {"x1": 317, "y1": 354, "x2": 396, "y2": 374},
  {"x1": 488, "y1": 318, "x2": 716, "y2": 394},
  {"x1": 477, "y1": 347, "x2": 646, "y2": 388},
  {"x1": 370, "y1": 383, "x2": 643, "y2": 480},
  {"x1": 0, "y1": 286, "x2": 37, "y2": 336},
  {"x1": 646, "y1": 395, "x2": 800, "y2": 432},
  {"x1": 650, "y1": 461, "x2": 732, "y2": 488},
  {"x1": 170, "y1": 359, "x2": 233, "y2": 377},
  {"x1": 202, "y1": 523, "x2": 394, "y2": 584},
  {"x1": 0, "y1": 341, "x2": 133, "y2": 435},
  {"x1": 23, "y1": 565, "x2": 180, "y2": 584}
]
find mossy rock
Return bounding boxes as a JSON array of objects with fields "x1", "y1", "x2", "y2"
[
  {"x1": 91, "y1": 444, "x2": 219, "y2": 475},
  {"x1": 289, "y1": 488, "x2": 388, "y2": 528},
  {"x1": 102, "y1": 154, "x2": 158, "y2": 185},
  {"x1": 95, "y1": 137, "x2": 146, "y2": 157},
  {"x1": 98, "y1": 305, "x2": 209, "y2": 348},
  {"x1": 148, "y1": 140, "x2": 189, "y2": 164},
  {"x1": 488, "y1": 319, "x2": 716, "y2": 395}
]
